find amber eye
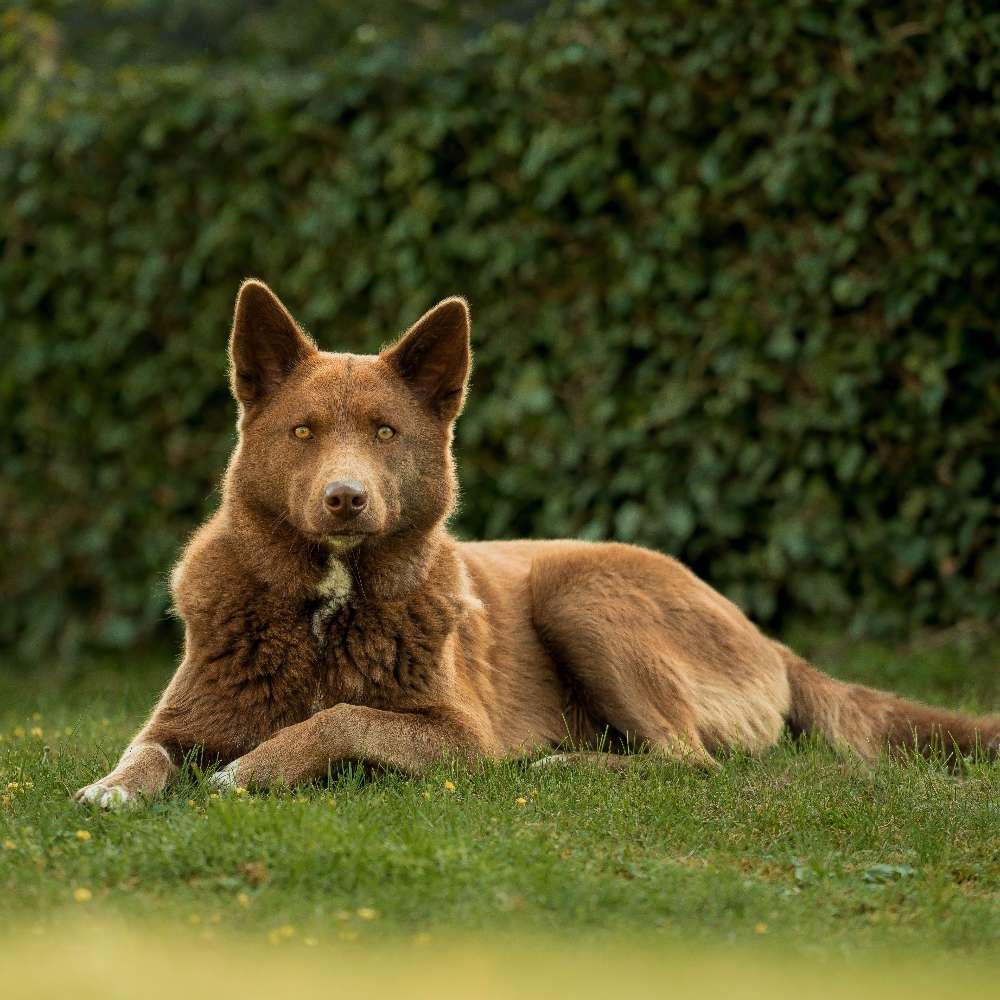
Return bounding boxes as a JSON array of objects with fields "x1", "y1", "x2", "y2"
[
  {"x1": 376, "y1": 425, "x2": 395, "y2": 441},
  {"x1": 293, "y1": 425, "x2": 312, "y2": 440}
]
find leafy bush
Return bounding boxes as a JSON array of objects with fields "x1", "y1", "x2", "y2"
[{"x1": 2, "y1": 0, "x2": 999, "y2": 658}]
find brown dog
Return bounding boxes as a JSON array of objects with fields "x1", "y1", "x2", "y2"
[{"x1": 75, "y1": 281, "x2": 999, "y2": 807}]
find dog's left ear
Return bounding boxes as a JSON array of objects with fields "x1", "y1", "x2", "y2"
[{"x1": 382, "y1": 297, "x2": 471, "y2": 421}]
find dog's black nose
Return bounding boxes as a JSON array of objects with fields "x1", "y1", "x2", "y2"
[{"x1": 323, "y1": 480, "x2": 369, "y2": 516}]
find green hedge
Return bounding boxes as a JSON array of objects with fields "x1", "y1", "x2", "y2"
[{"x1": 3, "y1": 0, "x2": 999, "y2": 658}]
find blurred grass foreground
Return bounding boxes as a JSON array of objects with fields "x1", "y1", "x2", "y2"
[
  {"x1": 1, "y1": 922, "x2": 999, "y2": 1000},
  {"x1": 2, "y1": 0, "x2": 999, "y2": 661}
]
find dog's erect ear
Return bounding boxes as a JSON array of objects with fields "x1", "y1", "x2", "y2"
[
  {"x1": 381, "y1": 297, "x2": 471, "y2": 421},
  {"x1": 228, "y1": 279, "x2": 317, "y2": 408}
]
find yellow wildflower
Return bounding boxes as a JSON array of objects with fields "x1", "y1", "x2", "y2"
[
  {"x1": 443, "y1": 780, "x2": 456, "y2": 792},
  {"x1": 754, "y1": 922, "x2": 768, "y2": 935},
  {"x1": 2, "y1": 840, "x2": 15, "y2": 850},
  {"x1": 30, "y1": 727, "x2": 43, "y2": 738},
  {"x1": 237, "y1": 892, "x2": 251, "y2": 909},
  {"x1": 73, "y1": 888, "x2": 93, "y2": 903},
  {"x1": 357, "y1": 907, "x2": 377, "y2": 920},
  {"x1": 515, "y1": 796, "x2": 528, "y2": 806},
  {"x1": 188, "y1": 914, "x2": 202, "y2": 925},
  {"x1": 74, "y1": 830, "x2": 91, "y2": 841},
  {"x1": 235, "y1": 787, "x2": 247, "y2": 797},
  {"x1": 13, "y1": 727, "x2": 24, "y2": 738}
]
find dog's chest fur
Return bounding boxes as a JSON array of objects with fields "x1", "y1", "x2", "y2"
[{"x1": 310, "y1": 557, "x2": 461, "y2": 711}]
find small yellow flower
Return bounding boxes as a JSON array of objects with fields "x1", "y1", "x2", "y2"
[
  {"x1": 187, "y1": 799, "x2": 196, "y2": 808},
  {"x1": 23, "y1": 781, "x2": 33, "y2": 789},
  {"x1": 357, "y1": 907, "x2": 377, "y2": 920},
  {"x1": 443, "y1": 780, "x2": 456, "y2": 792},
  {"x1": 6, "y1": 782, "x2": 19, "y2": 791},
  {"x1": 13, "y1": 726, "x2": 24, "y2": 738},
  {"x1": 73, "y1": 888, "x2": 93, "y2": 903},
  {"x1": 74, "y1": 830, "x2": 91, "y2": 841},
  {"x1": 188, "y1": 914, "x2": 202, "y2": 925},
  {"x1": 30, "y1": 727, "x2": 43, "y2": 738},
  {"x1": 754, "y1": 922, "x2": 768, "y2": 935},
  {"x1": 2, "y1": 840, "x2": 15, "y2": 850},
  {"x1": 1, "y1": 795, "x2": 11, "y2": 805},
  {"x1": 235, "y1": 787, "x2": 247, "y2": 797},
  {"x1": 209, "y1": 793, "x2": 219, "y2": 800},
  {"x1": 515, "y1": 796, "x2": 528, "y2": 806},
  {"x1": 268, "y1": 925, "x2": 295, "y2": 944},
  {"x1": 237, "y1": 892, "x2": 251, "y2": 909},
  {"x1": 422, "y1": 791, "x2": 431, "y2": 800}
]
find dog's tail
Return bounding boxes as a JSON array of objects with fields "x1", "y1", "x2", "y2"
[{"x1": 777, "y1": 644, "x2": 1000, "y2": 762}]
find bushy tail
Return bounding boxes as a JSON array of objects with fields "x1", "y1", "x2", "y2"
[{"x1": 778, "y1": 645, "x2": 1000, "y2": 763}]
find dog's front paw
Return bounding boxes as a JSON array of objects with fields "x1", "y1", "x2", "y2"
[
  {"x1": 207, "y1": 760, "x2": 241, "y2": 792},
  {"x1": 74, "y1": 780, "x2": 134, "y2": 810}
]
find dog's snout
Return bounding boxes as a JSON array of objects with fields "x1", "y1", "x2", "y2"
[{"x1": 323, "y1": 480, "x2": 369, "y2": 516}]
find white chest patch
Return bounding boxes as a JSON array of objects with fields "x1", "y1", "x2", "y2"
[
  {"x1": 312, "y1": 557, "x2": 352, "y2": 643},
  {"x1": 316, "y1": 558, "x2": 352, "y2": 603}
]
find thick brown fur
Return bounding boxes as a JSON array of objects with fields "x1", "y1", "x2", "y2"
[{"x1": 75, "y1": 282, "x2": 1000, "y2": 807}]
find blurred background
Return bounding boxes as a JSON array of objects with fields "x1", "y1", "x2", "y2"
[{"x1": 2, "y1": 0, "x2": 998, "y2": 663}]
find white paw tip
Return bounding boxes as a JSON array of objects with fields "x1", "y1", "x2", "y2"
[
  {"x1": 99, "y1": 786, "x2": 130, "y2": 810},
  {"x1": 531, "y1": 754, "x2": 571, "y2": 769},
  {"x1": 76, "y1": 783, "x2": 131, "y2": 809},
  {"x1": 208, "y1": 762, "x2": 239, "y2": 791}
]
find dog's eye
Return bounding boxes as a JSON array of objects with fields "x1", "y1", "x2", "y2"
[
  {"x1": 293, "y1": 426, "x2": 313, "y2": 440},
  {"x1": 376, "y1": 425, "x2": 395, "y2": 441}
]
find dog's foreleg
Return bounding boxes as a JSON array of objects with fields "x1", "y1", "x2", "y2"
[
  {"x1": 74, "y1": 741, "x2": 177, "y2": 809},
  {"x1": 208, "y1": 704, "x2": 480, "y2": 790}
]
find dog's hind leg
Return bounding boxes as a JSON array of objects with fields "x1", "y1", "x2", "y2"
[{"x1": 529, "y1": 554, "x2": 719, "y2": 770}]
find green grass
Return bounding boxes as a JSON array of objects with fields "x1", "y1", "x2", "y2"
[{"x1": 1, "y1": 632, "x2": 998, "y2": 983}]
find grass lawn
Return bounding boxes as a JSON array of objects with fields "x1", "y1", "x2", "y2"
[{"x1": 1, "y1": 630, "x2": 998, "y2": 995}]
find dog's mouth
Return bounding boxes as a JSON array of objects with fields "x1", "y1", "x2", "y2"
[{"x1": 320, "y1": 531, "x2": 368, "y2": 554}]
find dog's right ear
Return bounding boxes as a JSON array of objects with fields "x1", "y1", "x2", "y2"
[{"x1": 228, "y1": 279, "x2": 317, "y2": 408}]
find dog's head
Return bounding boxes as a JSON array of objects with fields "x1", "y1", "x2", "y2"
[{"x1": 225, "y1": 280, "x2": 469, "y2": 551}]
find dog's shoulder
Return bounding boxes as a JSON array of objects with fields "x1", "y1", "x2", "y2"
[{"x1": 168, "y1": 513, "x2": 247, "y2": 621}]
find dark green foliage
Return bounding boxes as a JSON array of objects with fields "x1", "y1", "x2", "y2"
[{"x1": 2, "y1": 0, "x2": 999, "y2": 657}]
